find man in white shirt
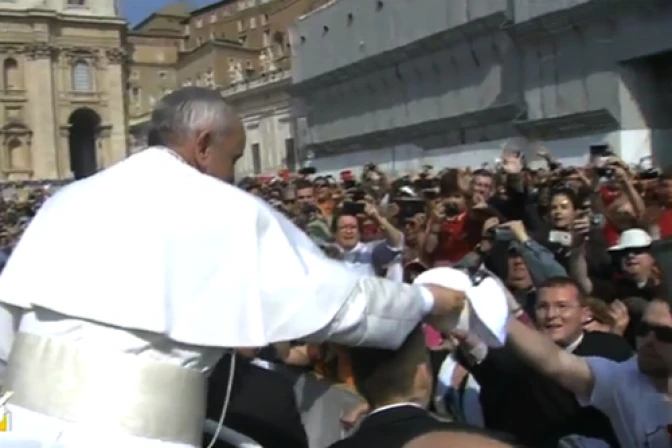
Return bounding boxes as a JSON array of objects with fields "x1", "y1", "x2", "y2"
[
  {"x1": 505, "y1": 295, "x2": 672, "y2": 448},
  {"x1": 0, "y1": 87, "x2": 473, "y2": 448}
]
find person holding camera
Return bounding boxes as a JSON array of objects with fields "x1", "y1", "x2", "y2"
[
  {"x1": 332, "y1": 196, "x2": 404, "y2": 277},
  {"x1": 423, "y1": 170, "x2": 482, "y2": 267}
]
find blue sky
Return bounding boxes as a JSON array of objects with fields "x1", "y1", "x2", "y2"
[{"x1": 121, "y1": 0, "x2": 215, "y2": 26}]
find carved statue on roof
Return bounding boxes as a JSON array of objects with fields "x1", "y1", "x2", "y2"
[
  {"x1": 259, "y1": 47, "x2": 277, "y2": 74},
  {"x1": 228, "y1": 59, "x2": 243, "y2": 84}
]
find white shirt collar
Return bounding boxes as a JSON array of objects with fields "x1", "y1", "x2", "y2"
[
  {"x1": 565, "y1": 333, "x2": 584, "y2": 353},
  {"x1": 369, "y1": 402, "x2": 423, "y2": 416}
]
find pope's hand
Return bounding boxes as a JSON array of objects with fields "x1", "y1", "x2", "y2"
[{"x1": 423, "y1": 284, "x2": 466, "y2": 316}]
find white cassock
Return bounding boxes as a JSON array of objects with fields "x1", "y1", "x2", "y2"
[{"x1": 0, "y1": 147, "x2": 509, "y2": 448}]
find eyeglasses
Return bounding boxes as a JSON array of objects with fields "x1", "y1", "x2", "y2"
[
  {"x1": 636, "y1": 321, "x2": 672, "y2": 343},
  {"x1": 620, "y1": 247, "x2": 649, "y2": 257},
  {"x1": 534, "y1": 302, "x2": 579, "y2": 314}
]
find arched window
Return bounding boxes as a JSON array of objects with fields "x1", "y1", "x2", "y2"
[
  {"x1": 72, "y1": 60, "x2": 92, "y2": 92},
  {"x1": 7, "y1": 137, "x2": 30, "y2": 171},
  {"x1": 3, "y1": 58, "x2": 19, "y2": 90}
]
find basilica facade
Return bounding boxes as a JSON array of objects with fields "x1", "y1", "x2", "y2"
[{"x1": 0, "y1": 0, "x2": 127, "y2": 180}]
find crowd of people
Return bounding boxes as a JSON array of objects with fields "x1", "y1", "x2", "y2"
[
  {"x1": 213, "y1": 144, "x2": 671, "y2": 448},
  {"x1": 0, "y1": 86, "x2": 669, "y2": 448}
]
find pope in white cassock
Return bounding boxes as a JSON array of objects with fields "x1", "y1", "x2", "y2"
[{"x1": 0, "y1": 88, "x2": 508, "y2": 448}]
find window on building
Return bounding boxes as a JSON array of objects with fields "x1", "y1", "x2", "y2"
[
  {"x1": 210, "y1": 13, "x2": 217, "y2": 24},
  {"x1": 237, "y1": 0, "x2": 245, "y2": 11},
  {"x1": 261, "y1": 13, "x2": 269, "y2": 25},
  {"x1": 196, "y1": 18, "x2": 203, "y2": 28},
  {"x1": 197, "y1": 37, "x2": 203, "y2": 46},
  {"x1": 249, "y1": 16, "x2": 256, "y2": 29},
  {"x1": 262, "y1": 29, "x2": 270, "y2": 47},
  {"x1": 72, "y1": 60, "x2": 91, "y2": 92},
  {"x1": 184, "y1": 24, "x2": 190, "y2": 35},
  {"x1": 239, "y1": 35, "x2": 247, "y2": 46},
  {"x1": 251, "y1": 143, "x2": 261, "y2": 174},
  {"x1": 237, "y1": 20, "x2": 243, "y2": 32},
  {"x1": 67, "y1": 0, "x2": 85, "y2": 5},
  {"x1": 245, "y1": 60, "x2": 253, "y2": 69},
  {"x1": 3, "y1": 58, "x2": 20, "y2": 90},
  {"x1": 130, "y1": 86, "x2": 140, "y2": 105},
  {"x1": 285, "y1": 138, "x2": 296, "y2": 171},
  {"x1": 209, "y1": 31, "x2": 215, "y2": 40}
]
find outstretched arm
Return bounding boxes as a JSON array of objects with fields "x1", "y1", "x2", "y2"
[{"x1": 507, "y1": 318, "x2": 595, "y2": 401}]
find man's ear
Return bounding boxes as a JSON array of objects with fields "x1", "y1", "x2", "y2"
[
  {"x1": 580, "y1": 306, "x2": 592, "y2": 324},
  {"x1": 194, "y1": 129, "x2": 212, "y2": 166}
]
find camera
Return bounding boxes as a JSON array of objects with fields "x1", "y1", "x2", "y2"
[
  {"x1": 444, "y1": 202, "x2": 460, "y2": 217},
  {"x1": 298, "y1": 166, "x2": 316, "y2": 175},
  {"x1": 342, "y1": 201, "x2": 366, "y2": 215},
  {"x1": 486, "y1": 226, "x2": 514, "y2": 242}
]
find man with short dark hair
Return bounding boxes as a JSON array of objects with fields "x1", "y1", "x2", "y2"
[
  {"x1": 471, "y1": 169, "x2": 495, "y2": 200},
  {"x1": 329, "y1": 326, "x2": 510, "y2": 448},
  {"x1": 295, "y1": 179, "x2": 315, "y2": 206}
]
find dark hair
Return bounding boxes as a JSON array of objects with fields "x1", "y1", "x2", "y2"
[
  {"x1": 472, "y1": 169, "x2": 494, "y2": 179},
  {"x1": 294, "y1": 179, "x2": 313, "y2": 190},
  {"x1": 549, "y1": 186, "x2": 581, "y2": 209},
  {"x1": 330, "y1": 210, "x2": 359, "y2": 234},
  {"x1": 349, "y1": 325, "x2": 429, "y2": 407},
  {"x1": 538, "y1": 276, "x2": 587, "y2": 305}
]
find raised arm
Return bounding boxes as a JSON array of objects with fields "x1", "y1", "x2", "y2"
[{"x1": 506, "y1": 318, "x2": 595, "y2": 401}]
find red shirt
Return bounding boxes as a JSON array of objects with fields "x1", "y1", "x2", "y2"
[
  {"x1": 603, "y1": 220, "x2": 620, "y2": 246},
  {"x1": 428, "y1": 212, "x2": 480, "y2": 266},
  {"x1": 659, "y1": 208, "x2": 672, "y2": 238}
]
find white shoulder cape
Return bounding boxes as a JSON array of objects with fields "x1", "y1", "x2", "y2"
[{"x1": 0, "y1": 147, "x2": 359, "y2": 347}]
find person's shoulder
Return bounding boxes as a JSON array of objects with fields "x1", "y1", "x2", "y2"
[
  {"x1": 326, "y1": 438, "x2": 350, "y2": 448},
  {"x1": 580, "y1": 331, "x2": 633, "y2": 361}
]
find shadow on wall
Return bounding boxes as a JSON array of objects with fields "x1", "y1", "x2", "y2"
[
  {"x1": 310, "y1": 132, "x2": 614, "y2": 176},
  {"x1": 619, "y1": 50, "x2": 672, "y2": 168}
]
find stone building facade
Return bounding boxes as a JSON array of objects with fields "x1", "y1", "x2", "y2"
[
  {"x1": 128, "y1": 0, "x2": 329, "y2": 176},
  {"x1": 0, "y1": 0, "x2": 128, "y2": 180},
  {"x1": 290, "y1": 0, "x2": 672, "y2": 175}
]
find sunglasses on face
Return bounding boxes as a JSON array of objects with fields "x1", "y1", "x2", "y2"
[
  {"x1": 636, "y1": 321, "x2": 672, "y2": 343},
  {"x1": 621, "y1": 247, "x2": 649, "y2": 257}
]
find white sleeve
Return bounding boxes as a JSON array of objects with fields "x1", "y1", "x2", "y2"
[
  {"x1": 577, "y1": 356, "x2": 620, "y2": 413},
  {"x1": 0, "y1": 302, "x2": 20, "y2": 379},
  {"x1": 302, "y1": 278, "x2": 431, "y2": 350}
]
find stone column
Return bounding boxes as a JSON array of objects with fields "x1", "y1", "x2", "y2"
[
  {"x1": 58, "y1": 126, "x2": 72, "y2": 178},
  {"x1": 104, "y1": 48, "x2": 129, "y2": 166},
  {"x1": 97, "y1": 126, "x2": 112, "y2": 168},
  {"x1": 24, "y1": 43, "x2": 59, "y2": 179}
]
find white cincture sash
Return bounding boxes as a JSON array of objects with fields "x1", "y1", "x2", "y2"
[{"x1": 4, "y1": 333, "x2": 206, "y2": 446}]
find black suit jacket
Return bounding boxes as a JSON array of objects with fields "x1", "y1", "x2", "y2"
[
  {"x1": 205, "y1": 354, "x2": 308, "y2": 448},
  {"x1": 328, "y1": 404, "x2": 516, "y2": 448},
  {"x1": 465, "y1": 331, "x2": 632, "y2": 448}
]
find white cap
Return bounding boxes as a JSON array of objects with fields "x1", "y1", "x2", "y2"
[
  {"x1": 414, "y1": 267, "x2": 509, "y2": 347},
  {"x1": 608, "y1": 228, "x2": 652, "y2": 252}
]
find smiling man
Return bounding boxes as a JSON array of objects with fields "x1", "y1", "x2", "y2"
[
  {"x1": 507, "y1": 289, "x2": 672, "y2": 448},
  {"x1": 458, "y1": 277, "x2": 632, "y2": 447}
]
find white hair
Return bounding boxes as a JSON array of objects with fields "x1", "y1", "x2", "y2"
[{"x1": 148, "y1": 87, "x2": 238, "y2": 146}]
